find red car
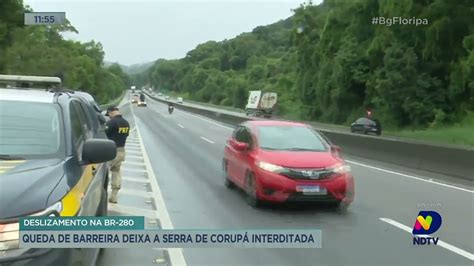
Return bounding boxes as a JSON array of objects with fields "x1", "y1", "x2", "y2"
[{"x1": 223, "y1": 120, "x2": 354, "y2": 208}]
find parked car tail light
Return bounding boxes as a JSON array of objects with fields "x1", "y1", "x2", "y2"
[
  {"x1": 0, "y1": 223, "x2": 19, "y2": 251},
  {"x1": 0, "y1": 202, "x2": 62, "y2": 251}
]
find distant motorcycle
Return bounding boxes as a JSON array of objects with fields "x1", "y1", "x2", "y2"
[{"x1": 168, "y1": 105, "x2": 174, "y2": 114}]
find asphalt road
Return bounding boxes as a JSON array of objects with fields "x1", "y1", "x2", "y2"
[{"x1": 115, "y1": 95, "x2": 473, "y2": 266}]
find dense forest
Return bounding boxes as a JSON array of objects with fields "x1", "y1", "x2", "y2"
[
  {"x1": 135, "y1": 0, "x2": 473, "y2": 129},
  {"x1": 0, "y1": 0, "x2": 129, "y2": 103}
]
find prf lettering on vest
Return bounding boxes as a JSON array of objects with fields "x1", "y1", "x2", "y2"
[{"x1": 118, "y1": 127, "x2": 129, "y2": 134}]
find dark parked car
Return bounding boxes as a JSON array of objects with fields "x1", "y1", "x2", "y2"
[
  {"x1": 0, "y1": 75, "x2": 116, "y2": 265},
  {"x1": 350, "y1": 117, "x2": 382, "y2": 135}
]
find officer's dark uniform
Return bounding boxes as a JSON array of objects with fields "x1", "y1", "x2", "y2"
[
  {"x1": 105, "y1": 114, "x2": 130, "y2": 147},
  {"x1": 105, "y1": 106, "x2": 130, "y2": 203}
]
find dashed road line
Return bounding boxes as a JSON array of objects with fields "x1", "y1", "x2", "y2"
[
  {"x1": 200, "y1": 136, "x2": 215, "y2": 144},
  {"x1": 178, "y1": 124, "x2": 185, "y2": 129}
]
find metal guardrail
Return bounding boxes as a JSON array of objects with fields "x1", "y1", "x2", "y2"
[{"x1": 144, "y1": 92, "x2": 474, "y2": 181}]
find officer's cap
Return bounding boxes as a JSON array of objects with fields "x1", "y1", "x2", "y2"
[{"x1": 105, "y1": 106, "x2": 119, "y2": 116}]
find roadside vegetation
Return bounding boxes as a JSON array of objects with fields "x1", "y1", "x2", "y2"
[
  {"x1": 134, "y1": 0, "x2": 473, "y2": 146},
  {"x1": 0, "y1": 0, "x2": 130, "y2": 104},
  {"x1": 384, "y1": 112, "x2": 474, "y2": 147}
]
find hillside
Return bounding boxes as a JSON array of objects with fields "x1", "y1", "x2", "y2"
[
  {"x1": 121, "y1": 62, "x2": 155, "y2": 75},
  {"x1": 134, "y1": 0, "x2": 474, "y2": 130}
]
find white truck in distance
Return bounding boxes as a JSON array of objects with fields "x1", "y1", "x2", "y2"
[{"x1": 245, "y1": 90, "x2": 278, "y2": 118}]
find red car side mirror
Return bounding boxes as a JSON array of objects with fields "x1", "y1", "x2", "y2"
[
  {"x1": 230, "y1": 139, "x2": 249, "y2": 151},
  {"x1": 331, "y1": 145, "x2": 342, "y2": 157}
]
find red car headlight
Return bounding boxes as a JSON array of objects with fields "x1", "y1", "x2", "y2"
[
  {"x1": 256, "y1": 161, "x2": 285, "y2": 173},
  {"x1": 330, "y1": 164, "x2": 351, "y2": 174}
]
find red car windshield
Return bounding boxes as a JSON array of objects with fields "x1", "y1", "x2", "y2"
[{"x1": 257, "y1": 126, "x2": 328, "y2": 151}]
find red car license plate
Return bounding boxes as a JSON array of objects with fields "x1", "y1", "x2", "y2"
[{"x1": 296, "y1": 185, "x2": 327, "y2": 195}]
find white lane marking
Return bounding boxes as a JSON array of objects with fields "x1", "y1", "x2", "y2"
[
  {"x1": 125, "y1": 152, "x2": 143, "y2": 161},
  {"x1": 379, "y1": 218, "x2": 474, "y2": 261},
  {"x1": 346, "y1": 160, "x2": 474, "y2": 194},
  {"x1": 121, "y1": 176, "x2": 149, "y2": 183},
  {"x1": 181, "y1": 111, "x2": 234, "y2": 130},
  {"x1": 131, "y1": 109, "x2": 188, "y2": 266},
  {"x1": 122, "y1": 161, "x2": 146, "y2": 167},
  {"x1": 200, "y1": 136, "x2": 215, "y2": 144},
  {"x1": 177, "y1": 124, "x2": 185, "y2": 129},
  {"x1": 118, "y1": 188, "x2": 153, "y2": 198}
]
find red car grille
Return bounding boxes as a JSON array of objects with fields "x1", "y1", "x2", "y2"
[{"x1": 281, "y1": 168, "x2": 336, "y2": 180}]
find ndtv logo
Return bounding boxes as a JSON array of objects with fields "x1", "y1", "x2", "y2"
[{"x1": 412, "y1": 211, "x2": 442, "y2": 245}]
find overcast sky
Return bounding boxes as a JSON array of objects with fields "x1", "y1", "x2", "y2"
[{"x1": 24, "y1": 0, "x2": 322, "y2": 65}]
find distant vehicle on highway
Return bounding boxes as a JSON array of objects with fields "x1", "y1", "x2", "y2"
[
  {"x1": 245, "y1": 90, "x2": 278, "y2": 118},
  {"x1": 350, "y1": 117, "x2": 382, "y2": 135},
  {"x1": 137, "y1": 93, "x2": 147, "y2": 107},
  {"x1": 176, "y1": 97, "x2": 184, "y2": 104},
  {"x1": 165, "y1": 96, "x2": 170, "y2": 100},
  {"x1": 158, "y1": 93, "x2": 163, "y2": 97},
  {"x1": 223, "y1": 120, "x2": 354, "y2": 209},
  {"x1": 131, "y1": 94, "x2": 139, "y2": 104}
]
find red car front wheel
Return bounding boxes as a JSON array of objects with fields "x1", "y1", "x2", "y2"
[
  {"x1": 222, "y1": 160, "x2": 234, "y2": 189},
  {"x1": 245, "y1": 173, "x2": 261, "y2": 208}
]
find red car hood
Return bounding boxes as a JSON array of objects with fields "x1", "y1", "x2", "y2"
[{"x1": 256, "y1": 149, "x2": 341, "y2": 168}]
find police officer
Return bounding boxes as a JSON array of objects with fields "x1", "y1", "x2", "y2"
[
  {"x1": 140, "y1": 92, "x2": 145, "y2": 102},
  {"x1": 105, "y1": 106, "x2": 130, "y2": 204}
]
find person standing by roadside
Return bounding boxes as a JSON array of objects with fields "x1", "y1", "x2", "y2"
[{"x1": 105, "y1": 106, "x2": 130, "y2": 203}]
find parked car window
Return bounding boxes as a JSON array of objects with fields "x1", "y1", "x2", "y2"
[
  {"x1": 76, "y1": 101, "x2": 95, "y2": 131},
  {"x1": 0, "y1": 101, "x2": 64, "y2": 157},
  {"x1": 356, "y1": 117, "x2": 375, "y2": 125},
  {"x1": 70, "y1": 102, "x2": 87, "y2": 147}
]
